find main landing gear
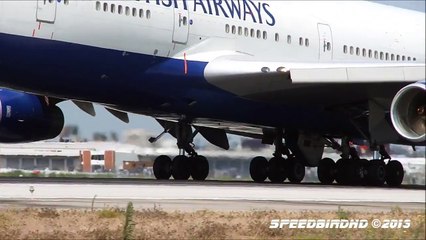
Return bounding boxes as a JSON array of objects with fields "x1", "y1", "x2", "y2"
[
  {"x1": 249, "y1": 132, "x2": 306, "y2": 184},
  {"x1": 151, "y1": 120, "x2": 209, "y2": 181},
  {"x1": 317, "y1": 139, "x2": 404, "y2": 187}
]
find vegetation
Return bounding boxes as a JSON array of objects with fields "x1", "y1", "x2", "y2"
[
  {"x1": 0, "y1": 207, "x2": 424, "y2": 239},
  {"x1": 123, "y1": 202, "x2": 136, "y2": 240}
]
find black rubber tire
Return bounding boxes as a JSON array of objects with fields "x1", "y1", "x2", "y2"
[
  {"x1": 249, "y1": 156, "x2": 268, "y2": 183},
  {"x1": 358, "y1": 159, "x2": 370, "y2": 186},
  {"x1": 385, "y1": 160, "x2": 404, "y2": 187},
  {"x1": 317, "y1": 158, "x2": 336, "y2": 185},
  {"x1": 190, "y1": 155, "x2": 209, "y2": 181},
  {"x1": 367, "y1": 160, "x2": 386, "y2": 186},
  {"x1": 153, "y1": 155, "x2": 172, "y2": 180},
  {"x1": 287, "y1": 158, "x2": 305, "y2": 183},
  {"x1": 172, "y1": 155, "x2": 191, "y2": 180},
  {"x1": 335, "y1": 159, "x2": 350, "y2": 185},
  {"x1": 267, "y1": 157, "x2": 286, "y2": 183}
]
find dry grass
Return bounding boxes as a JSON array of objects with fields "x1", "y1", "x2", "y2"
[{"x1": 0, "y1": 207, "x2": 424, "y2": 239}]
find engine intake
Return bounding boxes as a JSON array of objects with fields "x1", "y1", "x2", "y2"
[
  {"x1": 390, "y1": 81, "x2": 426, "y2": 143},
  {"x1": 0, "y1": 89, "x2": 64, "y2": 143}
]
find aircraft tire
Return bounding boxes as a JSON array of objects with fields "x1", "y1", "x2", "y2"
[
  {"x1": 385, "y1": 160, "x2": 404, "y2": 187},
  {"x1": 172, "y1": 155, "x2": 191, "y2": 180},
  {"x1": 317, "y1": 158, "x2": 335, "y2": 184},
  {"x1": 267, "y1": 157, "x2": 286, "y2": 183},
  {"x1": 287, "y1": 158, "x2": 305, "y2": 183},
  {"x1": 190, "y1": 155, "x2": 209, "y2": 181},
  {"x1": 367, "y1": 160, "x2": 386, "y2": 186},
  {"x1": 335, "y1": 159, "x2": 350, "y2": 185},
  {"x1": 358, "y1": 159, "x2": 370, "y2": 186},
  {"x1": 153, "y1": 155, "x2": 172, "y2": 180},
  {"x1": 250, "y1": 156, "x2": 268, "y2": 183}
]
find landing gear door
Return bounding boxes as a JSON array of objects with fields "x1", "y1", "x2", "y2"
[
  {"x1": 37, "y1": 0, "x2": 57, "y2": 23},
  {"x1": 317, "y1": 23, "x2": 333, "y2": 61},
  {"x1": 172, "y1": 8, "x2": 189, "y2": 44}
]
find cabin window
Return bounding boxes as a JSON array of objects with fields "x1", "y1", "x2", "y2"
[
  {"x1": 110, "y1": 4, "x2": 115, "y2": 13},
  {"x1": 275, "y1": 33, "x2": 279, "y2": 42},
  {"x1": 182, "y1": 16, "x2": 188, "y2": 26},
  {"x1": 385, "y1": 53, "x2": 389, "y2": 60},
  {"x1": 225, "y1": 24, "x2": 230, "y2": 33},
  {"x1": 263, "y1": 31, "x2": 267, "y2": 40},
  {"x1": 380, "y1": 52, "x2": 384, "y2": 60},
  {"x1": 125, "y1": 7, "x2": 130, "y2": 16},
  {"x1": 368, "y1": 49, "x2": 372, "y2": 58},
  {"x1": 356, "y1": 47, "x2": 360, "y2": 56},
  {"x1": 231, "y1": 25, "x2": 236, "y2": 34},
  {"x1": 257, "y1": 30, "x2": 261, "y2": 39},
  {"x1": 350, "y1": 46, "x2": 354, "y2": 55},
  {"x1": 132, "y1": 8, "x2": 137, "y2": 17},
  {"x1": 391, "y1": 54, "x2": 395, "y2": 61},
  {"x1": 362, "y1": 48, "x2": 366, "y2": 57},
  {"x1": 139, "y1": 9, "x2": 144, "y2": 18},
  {"x1": 103, "y1": 3, "x2": 108, "y2": 12},
  {"x1": 118, "y1": 5, "x2": 123, "y2": 15},
  {"x1": 374, "y1": 51, "x2": 378, "y2": 59},
  {"x1": 96, "y1": 2, "x2": 101, "y2": 11},
  {"x1": 244, "y1": 28, "x2": 249, "y2": 36},
  {"x1": 413, "y1": 57, "x2": 416, "y2": 61},
  {"x1": 396, "y1": 55, "x2": 400, "y2": 61},
  {"x1": 407, "y1": 57, "x2": 411, "y2": 61},
  {"x1": 238, "y1": 26, "x2": 242, "y2": 35},
  {"x1": 64, "y1": 0, "x2": 69, "y2": 5},
  {"x1": 327, "y1": 42, "x2": 331, "y2": 51},
  {"x1": 402, "y1": 55, "x2": 406, "y2": 61},
  {"x1": 343, "y1": 45, "x2": 347, "y2": 54},
  {"x1": 287, "y1": 35, "x2": 291, "y2": 44},
  {"x1": 250, "y1": 29, "x2": 255, "y2": 38},
  {"x1": 299, "y1": 37, "x2": 303, "y2": 46},
  {"x1": 146, "y1": 10, "x2": 151, "y2": 19},
  {"x1": 305, "y1": 38, "x2": 309, "y2": 47}
]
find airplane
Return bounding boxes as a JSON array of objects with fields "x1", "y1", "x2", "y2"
[{"x1": 0, "y1": 0, "x2": 424, "y2": 187}]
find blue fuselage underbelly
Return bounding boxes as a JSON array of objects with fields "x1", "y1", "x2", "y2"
[{"x1": 0, "y1": 32, "x2": 358, "y2": 136}]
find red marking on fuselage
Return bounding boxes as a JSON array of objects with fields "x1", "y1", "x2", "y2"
[
  {"x1": 184, "y1": 53, "x2": 188, "y2": 75},
  {"x1": 38, "y1": 22, "x2": 41, "y2": 30},
  {"x1": 32, "y1": 29, "x2": 36, "y2": 37}
]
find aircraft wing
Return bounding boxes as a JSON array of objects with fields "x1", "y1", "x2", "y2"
[{"x1": 204, "y1": 56, "x2": 425, "y2": 106}]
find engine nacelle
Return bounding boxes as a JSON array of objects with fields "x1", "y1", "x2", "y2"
[
  {"x1": 390, "y1": 81, "x2": 425, "y2": 143},
  {"x1": 0, "y1": 89, "x2": 64, "y2": 143}
]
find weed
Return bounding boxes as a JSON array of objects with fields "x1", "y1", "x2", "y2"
[
  {"x1": 97, "y1": 208, "x2": 122, "y2": 219},
  {"x1": 390, "y1": 205, "x2": 403, "y2": 215},
  {"x1": 91, "y1": 194, "x2": 97, "y2": 212},
  {"x1": 37, "y1": 208, "x2": 59, "y2": 218},
  {"x1": 123, "y1": 202, "x2": 136, "y2": 240},
  {"x1": 336, "y1": 206, "x2": 350, "y2": 220}
]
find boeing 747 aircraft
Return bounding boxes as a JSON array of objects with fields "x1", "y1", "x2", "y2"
[{"x1": 0, "y1": 0, "x2": 424, "y2": 186}]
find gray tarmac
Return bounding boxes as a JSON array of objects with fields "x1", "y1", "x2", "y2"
[{"x1": 0, "y1": 180, "x2": 424, "y2": 212}]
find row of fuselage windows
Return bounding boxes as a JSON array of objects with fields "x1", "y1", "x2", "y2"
[
  {"x1": 95, "y1": 1, "x2": 151, "y2": 19},
  {"x1": 225, "y1": 24, "x2": 310, "y2": 47},
  {"x1": 343, "y1": 45, "x2": 416, "y2": 62}
]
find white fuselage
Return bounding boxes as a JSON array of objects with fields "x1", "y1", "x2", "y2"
[{"x1": 0, "y1": 0, "x2": 424, "y2": 64}]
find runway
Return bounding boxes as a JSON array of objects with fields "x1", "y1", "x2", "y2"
[{"x1": 0, "y1": 179, "x2": 424, "y2": 212}]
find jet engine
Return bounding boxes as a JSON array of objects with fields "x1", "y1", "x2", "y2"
[
  {"x1": 0, "y1": 89, "x2": 64, "y2": 143},
  {"x1": 390, "y1": 81, "x2": 425, "y2": 143}
]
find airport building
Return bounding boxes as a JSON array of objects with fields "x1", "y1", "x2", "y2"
[
  {"x1": 0, "y1": 141, "x2": 267, "y2": 179},
  {"x1": 0, "y1": 141, "x2": 424, "y2": 184}
]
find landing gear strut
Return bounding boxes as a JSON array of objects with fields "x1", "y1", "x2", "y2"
[
  {"x1": 249, "y1": 130, "x2": 306, "y2": 183},
  {"x1": 152, "y1": 120, "x2": 209, "y2": 181}
]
